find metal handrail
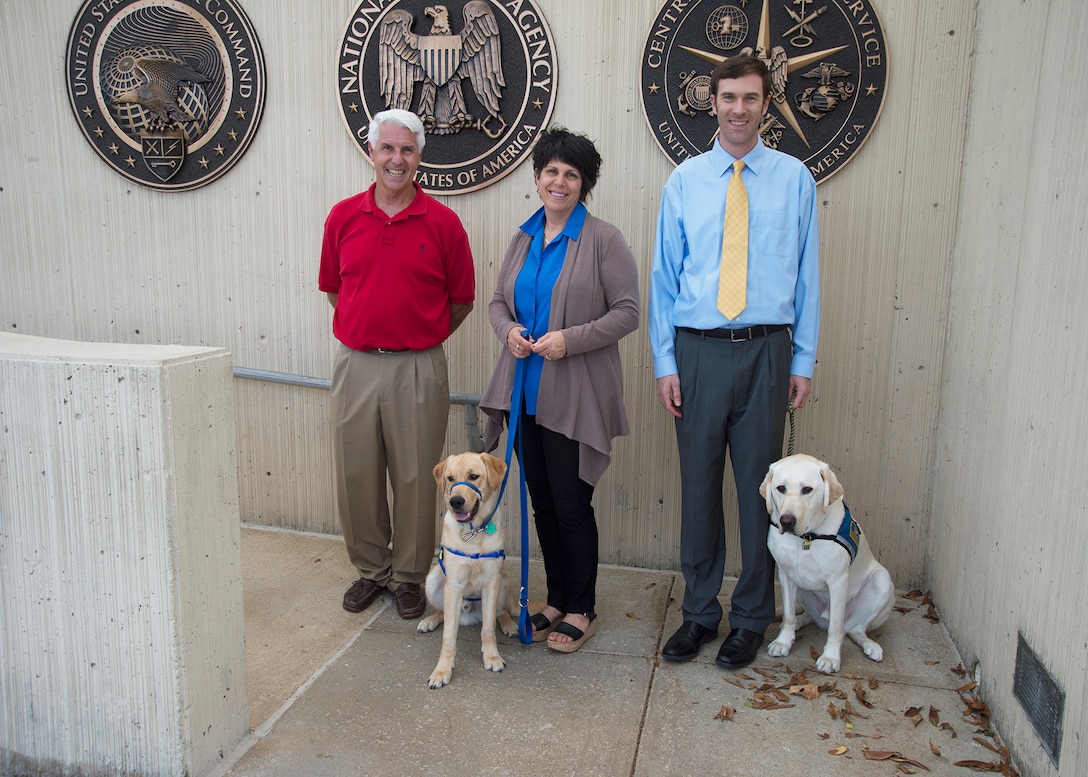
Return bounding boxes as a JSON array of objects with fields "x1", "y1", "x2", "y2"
[{"x1": 232, "y1": 366, "x2": 486, "y2": 452}]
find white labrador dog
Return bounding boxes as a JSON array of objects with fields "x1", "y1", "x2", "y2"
[
  {"x1": 760, "y1": 454, "x2": 894, "y2": 673},
  {"x1": 417, "y1": 452, "x2": 518, "y2": 689}
]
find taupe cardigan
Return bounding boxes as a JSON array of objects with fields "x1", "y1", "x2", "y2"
[{"x1": 480, "y1": 213, "x2": 640, "y2": 486}]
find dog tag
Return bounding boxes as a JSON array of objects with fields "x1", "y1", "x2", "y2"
[{"x1": 485, "y1": 523, "x2": 497, "y2": 535}]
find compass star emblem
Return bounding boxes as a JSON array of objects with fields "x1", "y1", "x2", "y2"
[{"x1": 640, "y1": 0, "x2": 889, "y2": 183}]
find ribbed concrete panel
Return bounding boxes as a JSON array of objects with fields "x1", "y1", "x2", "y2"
[
  {"x1": 0, "y1": 334, "x2": 247, "y2": 777},
  {"x1": 930, "y1": 1, "x2": 1088, "y2": 775}
]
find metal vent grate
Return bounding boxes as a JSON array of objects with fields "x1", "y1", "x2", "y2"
[{"x1": 1013, "y1": 631, "x2": 1064, "y2": 767}]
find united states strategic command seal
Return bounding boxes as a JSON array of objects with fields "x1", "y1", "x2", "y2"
[
  {"x1": 65, "y1": 0, "x2": 267, "y2": 192},
  {"x1": 641, "y1": 0, "x2": 888, "y2": 184},
  {"x1": 337, "y1": 0, "x2": 558, "y2": 195}
]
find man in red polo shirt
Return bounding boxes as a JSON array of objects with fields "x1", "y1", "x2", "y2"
[{"x1": 319, "y1": 109, "x2": 475, "y2": 618}]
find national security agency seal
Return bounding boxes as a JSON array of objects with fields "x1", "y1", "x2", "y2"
[
  {"x1": 65, "y1": 0, "x2": 267, "y2": 192},
  {"x1": 641, "y1": 0, "x2": 888, "y2": 183},
  {"x1": 337, "y1": 0, "x2": 558, "y2": 195}
]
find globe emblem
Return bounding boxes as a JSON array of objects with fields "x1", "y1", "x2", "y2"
[
  {"x1": 100, "y1": 45, "x2": 210, "y2": 144},
  {"x1": 706, "y1": 6, "x2": 749, "y2": 50}
]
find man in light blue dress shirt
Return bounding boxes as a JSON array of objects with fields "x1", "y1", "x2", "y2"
[{"x1": 649, "y1": 55, "x2": 820, "y2": 668}]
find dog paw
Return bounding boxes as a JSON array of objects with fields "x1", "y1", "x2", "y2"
[
  {"x1": 482, "y1": 652, "x2": 505, "y2": 673},
  {"x1": 427, "y1": 668, "x2": 452, "y2": 688},
  {"x1": 498, "y1": 615, "x2": 518, "y2": 638},
  {"x1": 417, "y1": 617, "x2": 440, "y2": 634},
  {"x1": 767, "y1": 638, "x2": 793, "y2": 658},
  {"x1": 862, "y1": 641, "x2": 884, "y2": 662},
  {"x1": 815, "y1": 653, "x2": 841, "y2": 674}
]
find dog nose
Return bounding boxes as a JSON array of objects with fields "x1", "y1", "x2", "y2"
[
  {"x1": 449, "y1": 495, "x2": 466, "y2": 511},
  {"x1": 780, "y1": 514, "x2": 796, "y2": 533}
]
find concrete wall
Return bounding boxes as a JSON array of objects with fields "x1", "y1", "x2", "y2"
[
  {"x1": 0, "y1": 334, "x2": 248, "y2": 777},
  {"x1": 927, "y1": 2, "x2": 1088, "y2": 775}
]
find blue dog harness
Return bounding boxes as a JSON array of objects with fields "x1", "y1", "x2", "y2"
[{"x1": 439, "y1": 480, "x2": 506, "y2": 602}]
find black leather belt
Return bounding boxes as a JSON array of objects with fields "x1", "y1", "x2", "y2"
[
  {"x1": 371, "y1": 347, "x2": 411, "y2": 354},
  {"x1": 678, "y1": 324, "x2": 789, "y2": 342}
]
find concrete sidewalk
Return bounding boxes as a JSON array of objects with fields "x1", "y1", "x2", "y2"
[{"x1": 215, "y1": 526, "x2": 1016, "y2": 777}]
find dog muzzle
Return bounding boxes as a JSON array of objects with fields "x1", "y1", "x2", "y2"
[{"x1": 449, "y1": 480, "x2": 482, "y2": 523}]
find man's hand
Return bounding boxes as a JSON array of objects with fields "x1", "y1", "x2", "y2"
[
  {"x1": 656, "y1": 375, "x2": 682, "y2": 418},
  {"x1": 789, "y1": 375, "x2": 812, "y2": 409}
]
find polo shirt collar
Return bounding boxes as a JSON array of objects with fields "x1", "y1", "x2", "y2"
[{"x1": 359, "y1": 181, "x2": 427, "y2": 220}]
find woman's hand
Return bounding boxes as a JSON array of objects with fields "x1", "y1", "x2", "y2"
[
  {"x1": 532, "y1": 331, "x2": 567, "y2": 361},
  {"x1": 507, "y1": 326, "x2": 533, "y2": 359}
]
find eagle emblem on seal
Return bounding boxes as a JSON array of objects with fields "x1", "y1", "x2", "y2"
[{"x1": 379, "y1": 2, "x2": 506, "y2": 137}]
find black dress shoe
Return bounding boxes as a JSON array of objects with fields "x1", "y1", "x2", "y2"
[
  {"x1": 661, "y1": 621, "x2": 718, "y2": 662},
  {"x1": 715, "y1": 627, "x2": 764, "y2": 669}
]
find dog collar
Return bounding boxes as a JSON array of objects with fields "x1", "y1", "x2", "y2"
[{"x1": 799, "y1": 505, "x2": 861, "y2": 563}]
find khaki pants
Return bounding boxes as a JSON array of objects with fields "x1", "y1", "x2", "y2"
[{"x1": 330, "y1": 343, "x2": 449, "y2": 586}]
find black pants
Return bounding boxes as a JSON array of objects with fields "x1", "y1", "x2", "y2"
[{"x1": 516, "y1": 413, "x2": 598, "y2": 615}]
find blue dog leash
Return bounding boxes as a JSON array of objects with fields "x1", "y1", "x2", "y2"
[{"x1": 492, "y1": 339, "x2": 532, "y2": 644}]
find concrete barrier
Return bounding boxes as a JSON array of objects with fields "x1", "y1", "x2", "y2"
[{"x1": 0, "y1": 333, "x2": 248, "y2": 777}]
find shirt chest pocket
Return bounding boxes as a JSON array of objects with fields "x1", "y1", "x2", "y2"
[{"x1": 750, "y1": 209, "x2": 793, "y2": 258}]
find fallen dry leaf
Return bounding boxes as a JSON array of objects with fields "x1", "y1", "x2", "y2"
[
  {"x1": 953, "y1": 760, "x2": 1003, "y2": 772},
  {"x1": 940, "y1": 722, "x2": 958, "y2": 738},
  {"x1": 854, "y1": 681, "x2": 874, "y2": 708},
  {"x1": 863, "y1": 750, "x2": 930, "y2": 770},
  {"x1": 625, "y1": 612, "x2": 639, "y2": 620},
  {"x1": 829, "y1": 746, "x2": 848, "y2": 755},
  {"x1": 902, "y1": 589, "x2": 924, "y2": 600},
  {"x1": 957, "y1": 680, "x2": 978, "y2": 692},
  {"x1": 644, "y1": 581, "x2": 656, "y2": 589},
  {"x1": 929, "y1": 706, "x2": 941, "y2": 726},
  {"x1": 925, "y1": 659, "x2": 941, "y2": 665},
  {"x1": 725, "y1": 676, "x2": 745, "y2": 688},
  {"x1": 973, "y1": 737, "x2": 1001, "y2": 754},
  {"x1": 790, "y1": 683, "x2": 820, "y2": 700},
  {"x1": 827, "y1": 703, "x2": 840, "y2": 720},
  {"x1": 930, "y1": 741, "x2": 942, "y2": 756},
  {"x1": 735, "y1": 672, "x2": 754, "y2": 681},
  {"x1": 810, "y1": 645, "x2": 820, "y2": 661},
  {"x1": 894, "y1": 605, "x2": 915, "y2": 613},
  {"x1": 951, "y1": 663, "x2": 967, "y2": 678},
  {"x1": 714, "y1": 705, "x2": 734, "y2": 721},
  {"x1": 818, "y1": 732, "x2": 830, "y2": 740},
  {"x1": 869, "y1": 676, "x2": 879, "y2": 690},
  {"x1": 748, "y1": 701, "x2": 795, "y2": 710},
  {"x1": 924, "y1": 605, "x2": 941, "y2": 622}
]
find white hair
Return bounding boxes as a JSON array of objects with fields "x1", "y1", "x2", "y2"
[{"x1": 367, "y1": 109, "x2": 426, "y2": 152}]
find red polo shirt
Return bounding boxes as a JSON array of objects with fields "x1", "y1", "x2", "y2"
[{"x1": 319, "y1": 183, "x2": 475, "y2": 351}]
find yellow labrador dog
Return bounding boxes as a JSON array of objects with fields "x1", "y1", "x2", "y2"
[
  {"x1": 418, "y1": 452, "x2": 518, "y2": 689},
  {"x1": 760, "y1": 454, "x2": 894, "y2": 674}
]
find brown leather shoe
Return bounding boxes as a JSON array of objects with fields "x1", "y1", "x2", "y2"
[
  {"x1": 394, "y1": 582, "x2": 425, "y2": 619},
  {"x1": 342, "y1": 577, "x2": 382, "y2": 613}
]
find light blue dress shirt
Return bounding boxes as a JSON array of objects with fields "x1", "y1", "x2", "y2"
[
  {"x1": 514, "y1": 202, "x2": 588, "y2": 414},
  {"x1": 649, "y1": 139, "x2": 820, "y2": 379}
]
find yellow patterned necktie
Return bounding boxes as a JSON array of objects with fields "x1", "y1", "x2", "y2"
[{"x1": 717, "y1": 159, "x2": 748, "y2": 320}]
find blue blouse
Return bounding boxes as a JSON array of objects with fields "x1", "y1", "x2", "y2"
[{"x1": 513, "y1": 202, "x2": 588, "y2": 414}]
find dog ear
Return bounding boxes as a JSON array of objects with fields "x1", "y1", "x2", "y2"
[
  {"x1": 759, "y1": 464, "x2": 775, "y2": 514},
  {"x1": 433, "y1": 458, "x2": 448, "y2": 487},
  {"x1": 820, "y1": 464, "x2": 844, "y2": 510},
  {"x1": 482, "y1": 452, "x2": 507, "y2": 491}
]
